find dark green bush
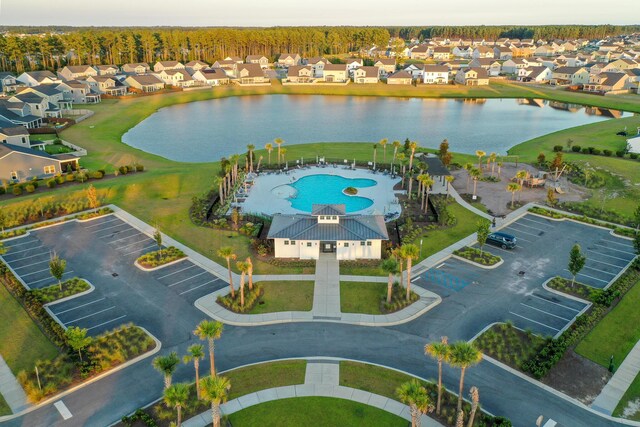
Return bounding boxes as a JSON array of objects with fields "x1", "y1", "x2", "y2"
[
  {"x1": 603, "y1": 149, "x2": 612, "y2": 157},
  {"x1": 630, "y1": 153, "x2": 639, "y2": 160},
  {"x1": 90, "y1": 171, "x2": 104, "y2": 179},
  {"x1": 587, "y1": 147, "x2": 595, "y2": 154},
  {"x1": 592, "y1": 148, "x2": 601, "y2": 155},
  {"x1": 12, "y1": 186, "x2": 22, "y2": 196},
  {"x1": 616, "y1": 150, "x2": 626, "y2": 158},
  {"x1": 118, "y1": 166, "x2": 129, "y2": 175},
  {"x1": 55, "y1": 175, "x2": 65, "y2": 184},
  {"x1": 25, "y1": 184, "x2": 35, "y2": 193},
  {"x1": 135, "y1": 164, "x2": 144, "y2": 172},
  {"x1": 46, "y1": 179, "x2": 57, "y2": 188},
  {"x1": 553, "y1": 145, "x2": 563, "y2": 152},
  {"x1": 581, "y1": 147, "x2": 590, "y2": 154},
  {"x1": 571, "y1": 145, "x2": 582, "y2": 152}
]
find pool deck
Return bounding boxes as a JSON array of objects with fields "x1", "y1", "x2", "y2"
[{"x1": 240, "y1": 166, "x2": 402, "y2": 216}]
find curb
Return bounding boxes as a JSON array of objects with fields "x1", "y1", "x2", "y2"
[
  {"x1": 450, "y1": 253, "x2": 504, "y2": 270},
  {"x1": 134, "y1": 255, "x2": 189, "y2": 272}
]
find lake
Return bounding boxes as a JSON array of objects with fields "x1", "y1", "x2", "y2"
[{"x1": 121, "y1": 95, "x2": 629, "y2": 163}]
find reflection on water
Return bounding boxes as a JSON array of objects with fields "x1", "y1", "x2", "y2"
[{"x1": 122, "y1": 95, "x2": 630, "y2": 163}]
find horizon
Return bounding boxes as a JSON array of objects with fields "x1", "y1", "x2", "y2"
[{"x1": 2, "y1": 0, "x2": 640, "y2": 27}]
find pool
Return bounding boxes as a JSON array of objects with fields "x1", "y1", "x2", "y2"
[{"x1": 280, "y1": 175, "x2": 376, "y2": 213}]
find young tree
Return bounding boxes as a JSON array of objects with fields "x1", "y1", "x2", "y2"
[
  {"x1": 546, "y1": 187, "x2": 557, "y2": 206},
  {"x1": 0, "y1": 241, "x2": 6, "y2": 257},
  {"x1": 469, "y1": 168, "x2": 481, "y2": 199},
  {"x1": 392, "y1": 140, "x2": 401, "y2": 165},
  {"x1": 445, "y1": 175, "x2": 454, "y2": 199},
  {"x1": 86, "y1": 184, "x2": 100, "y2": 210},
  {"x1": 372, "y1": 143, "x2": 378, "y2": 169},
  {"x1": 476, "y1": 219, "x2": 490, "y2": 255},
  {"x1": 475, "y1": 150, "x2": 486, "y2": 171},
  {"x1": 200, "y1": 375, "x2": 231, "y2": 427},
  {"x1": 381, "y1": 257, "x2": 399, "y2": 304},
  {"x1": 424, "y1": 336, "x2": 449, "y2": 415},
  {"x1": 65, "y1": 326, "x2": 92, "y2": 362},
  {"x1": 153, "y1": 352, "x2": 180, "y2": 389},
  {"x1": 164, "y1": 383, "x2": 190, "y2": 427},
  {"x1": 183, "y1": 344, "x2": 205, "y2": 399},
  {"x1": 236, "y1": 261, "x2": 249, "y2": 307},
  {"x1": 246, "y1": 144, "x2": 255, "y2": 172},
  {"x1": 153, "y1": 227, "x2": 163, "y2": 260},
  {"x1": 568, "y1": 243, "x2": 586, "y2": 287},
  {"x1": 230, "y1": 208, "x2": 240, "y2": 231},
  {"x1": 246, "y1": 257, "x2": 254, "y2": 290},
  {"x1": 447, "y1": 341, "x2": 483, "y2": 413},
  {"x1": 396, "y1": 379, "x2": 433, "y2": 427},
  {"x1": 274, "y1": 138, "x2": 284, "y2": 166},
  {"x1": 193, "y1": 320, "x2": 224, "y2": 376},
  {"x1": 537, "y1": 152, "x2": 546, "y2": 167},
  {"x1": 264, "y1": 143, "x2": 273, "y2": 165},
  {"x1": 551, "y1": 152, "x2": 563, "y2": 171},
  {"x1": 49, "y1": 252, "x2": 67, "y2": 291},
  {"x1": 463, "y1": 163, "x2": 473, "y2": 192},
  {"x1": 438, "y1": 139, "x2": 449, "y2": 161}
]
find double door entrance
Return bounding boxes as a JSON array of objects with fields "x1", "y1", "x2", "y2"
[{"x1": 320, "y1": 241, "x2": 336, "y2": 253}]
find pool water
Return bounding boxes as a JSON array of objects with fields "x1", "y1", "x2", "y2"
[{"x1": 287, "y1": 175, "x2": 376, "y2": 213}]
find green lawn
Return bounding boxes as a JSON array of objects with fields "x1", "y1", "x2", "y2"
[
  {"x1": 0, "y1": 283, "x2": 59, "y2": 375},
  {"x1": 227, "y1": 397, "x2": 406, "y2": 427},
  {"x1": 340, "y1": 361, "x2": 415, "y2": 400},
  {"x1": 246, "y1": 281, "x2": 314, "y2": 314},
  {"x1": 575, "y1": 279, "x2": 640, "y2": 367},
  {"x1": 614, "y1": 372, "x2": 640, "y2": 420},
  {"x1": 0, "y1": 392, "x2": 10, "y2": 416},
  {"x1": 225, "y1": 360, "x2": 306, "y2": 400},
  {"x1": 340, "y1": 281, "x2": 385, "y2": 314},
  {"x1": 44, "y1": 144, "x2": 74, "y2": 155}
]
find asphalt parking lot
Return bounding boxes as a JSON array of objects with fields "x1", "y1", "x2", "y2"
[
  {"x1": 0, "y1": 214, "x2": 226, "y2": 340},
  {"x1": 411, "y1": 213, "x2": 635, "y2": 338}
]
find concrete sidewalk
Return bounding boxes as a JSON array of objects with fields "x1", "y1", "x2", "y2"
[
  {"x1": 183, "y1": 361, "x2": 444, "y2": 427},
  {"x1": 0, "y1": 355, "x2": 29, "y2": 414},
  {"x1": 312, "y1": 254, "x2": 341, "y2": 319},
  {"x1": 592, "y1": 340, "x2": 640, "y2": 415}
]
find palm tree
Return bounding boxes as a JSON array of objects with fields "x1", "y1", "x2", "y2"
[
  {"x1": 392, "y1": 247, "x2": 404, "y2": 288},
  {"x1": 372, "y1": 143, "x2": 378, "y2": 169},
  {"x1": 265, "y1": 143, "x2": 273, "y2": 165},
  {"x1": 381, "y1": 257, "x2": 399, "y2": 304},
  {"x1": 392, "y1": 140, "x2": 401, "y2": 165},
  {"x1": 475, "y1": 150, "x2": 486, "y2": 171},
  {"x1": 247, "y1": 144, "x2": 255, "y2": 172},
  {"x1": 467, "y1": 386, "x2": 479, "y2": 427},
  {"x1": 153, "y1": 352, "x2": 180, "y2": 389},
  {"x1": 445, "y1": 175, "x2": 454, "y2": 199},
  {"x1": 424, "y1": 336, "x2": 449, "y2": 415},
  {"x1": 400, "y1": 244, "x2": 419, "y2": 301},
  {"x1": 408, "y1": 140, "x2": 418, "y2": 171},
  {"x1": 419, "y1": 174, "x2": 434, "y2": 213},
  {"x1": 407, "y1": 170, "x2": 415, "y2": 200},
  {"x1": 488, "y1": 152, "x2": 497, "y2": 176},
  {"x1": 246, "y1": 257, "x2": 253, "y2": 290},
  {"x1": 236, "y1": 261, "x2": 249, "y2": 308},
  {"x1": 448, "y1": 341, "x2": 483, "y2": 413},
  {"x1": 274, "y1": 138, "x2": 284, "y2": 166},
  {"x1": 496, "y1": 161, "x2": 503, "y2": 178},
  {"x1": 216, "y1": 247, "x2": 236, "y2": 298},
  {"x1": 280, "y1": 147, "x2": 287, "y2": 165},
  {"x1": 506, "y1": 182, "x2": 521, "y2": 209},
  {"x1": 380, "y1": 138, "x2": 388, "y2": 163},
  {"x1": 469, "y1": 168, "x2": 481, "y2": 199},
  {"x1": 183, "y1": 344, "x2": 205, "y2": 399},
  {"x1": 463, "y1": 163, "x2": 473, "y2": 192},
  {"x1": 397, "y1": 153, "x2": 407, "y2": 187},
  {"x1": 200, "y1": 375, "x2": 231, "y2": 427},
  {"x1": 396, "y1": 379, "x2": 433, "y2": 427},
  {"x1": 193, "y1": 320, "x2": 224, "y2": 376},
  {"x1": 164, "y1": 383, "x2": 190, "y2": 427},
  {"x1": 515, "y1": 170, "x2": 528, "y2": 201}
]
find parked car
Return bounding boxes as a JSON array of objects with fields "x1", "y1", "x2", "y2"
[{"x1": 487, "y1": 232, "x2": 517, "y2": 249}]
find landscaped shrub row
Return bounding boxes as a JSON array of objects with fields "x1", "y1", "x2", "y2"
[
  {"x1": 453, "y1": 246, "x2": 501, "y2": 266},
  {"x1": 528, "y1": 206, "x2": 636, "y2": 237},
  {"x1": 217, "y1": 284, "x2": 264, "y2": 313},
  {"x1": 382, "y1": 283, "x2": 419, "y2": 313},
  {"x1": 136, "y1": 246, "x2": 186, "y2": 268},
  {"x1": 566, "y1": 145, "x2": 640, "y2": 160},
  {"x1": 0, "y1": 207, "x2": 113, "y2": 240},
  {"x1": 0, "y1": 166, "x2": 122, "y2": 196},
  {"x1": 475, "y1": 323, "x2": 545, "y2": 371},
  {"x1": 18, "y1": 323, "x2": 155, "y2": 401},
  {"x1": 30, "y1": 278, "x2": 91, "y2": 303},
  {"x1": 522, "y1": 261, "x2": 640, "y2": 379},
  {"x1": 547, "y1": 276, "x2": 622, "y2": 306}
]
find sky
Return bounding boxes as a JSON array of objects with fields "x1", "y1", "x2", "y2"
[{"x1": 1, "y1": 0, "x2": 639, "y2": 27}]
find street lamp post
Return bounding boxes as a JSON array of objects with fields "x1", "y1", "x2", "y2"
[{"x1": 420, "y1": 239, "x2": 423, "y2": 258}]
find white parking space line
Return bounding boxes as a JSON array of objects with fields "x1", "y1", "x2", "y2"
[
  {"x1": 54, "y1": 298, "x2": 106, "y2": 315},
  {"x1": 4, "y1": 251, "x2": 50, "y2": 263},
  {"x1": 122, "y1": 244, "x2": 156, "y2": 256},
  {"x1": 29, "y1": 271, "x2": 74, "y2": 286},
  {"x1": 519, "y1": 216, "x2": 554, "y2": 227},
  {"x1": 483, "y1": 245, "x2": 512, "y2": 254},
  {"x1": 83, "y1": 217, "x2": 118, "y2": 228},
  {"x1": 66, "y1": 306, "x2": 115, "y2": 324},
  {"x1": 54, "y1": 401, "x2": 73, "y2": 420},
  {"x1": 592, "y1": 243, "x2": 636, "y2": 256},
  {"x1": 588, "y1": 258, "x2": 626, "y2": 269},
  {"x1": 600, "y1": 239, "x2": 635, "y2": 248},
  {"x1": 582, "y1": 265, "x2": 616, "y2": 276},
  {"x1": 12, "y1": 259, "x2": 50, "y2": 270},
  {"x1": 503, "y1": 226, "x2": 539, "y2": 237},
  {"x1": 86, "y1": 315, "x2": 127, "y2": 331},
  {"x1": 514, "y1": 236, "x2": 532, "y2": 243},
  {"x1": 6, "y1": 245, "x2": 44, "y2": 255},
  {"x1": 511, "y1": 222, "x2": 548, "y2": 233},
  {"x1": 21, "y1": 267, "x2": 55, "y2": 277},
  {"x1": 116, "y1": 237, "x2": 152, "y2": 250},
  {"x1": 106, "y1": 230, "x2": 142, "y2": 244},
  {"x1": 586, "y1": 250, "x2": 631, "y2": 262},
  {"x1": 92, "y1": 223, "x2": 129, "y2": 234},
  {"x1": 564, "y1": 269, "x2": 609, "y2": 284},
  {"x1": 168, "y1": 271, "x2": 209, "y2": 287},
  {"x1": 179, "y1": 280, "x2": 217, "y2": 295},
  {"x1": 3, "y1": 239, "x2": 40, "y2": 248},
  {"x1": 509, "y1": 311, "x2": 560, "y2": 332},
  {"x1": 520, "y1": 303, "x2": 572, "y2": 322},
  {"x1": 528, "y1": 294, "x2": 581, "y2": 312},
  {"x1": 157, "y1": 264, "x2": 197, "y2": 280}
]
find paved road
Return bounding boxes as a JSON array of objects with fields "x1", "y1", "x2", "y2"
[{"x1": 0, "y1": 214, "x2": 636, "y2": 426}]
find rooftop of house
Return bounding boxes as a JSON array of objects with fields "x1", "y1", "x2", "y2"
[
  {"x1": 126, "y1": 74, "x2": 164, "y2": 85},
  {"x1": 387, "y1": 70, "x2": 412, "y2": 79},
  {"x1": 354, "y1": 66, "x2": 379, "y2": 77}
]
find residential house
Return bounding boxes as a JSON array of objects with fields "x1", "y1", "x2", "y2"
[
  {"x1": 422, "y1": 65, "x2": 449, "y2": 84},
  {"x1": 518, "y1": 66, "x2": 552, "y2": 83},
  {"x1": 306, "y1": 57, "x2": 332, "y2": 77},
  {"x1": 455, "y1": 68, "x2": 489, "y2": 86},
  {"x1": 0, "y1": 124, "x2": 34, "y2": 149},
  {"x1": 10, "y1": 92, "x2": 61, "y2": 118},
  {"x1": 472, "y1": 46, "x2": 495, "y2": 59},
  {"x1": 410, "y1": 45, "x2": 430, "y2": 60},
  {"x1": 583, "y1": 72, "x2": 629, "y2": 93},
  {"x1": 192, "y1": 68, "x2": 230, "y2": 86},
  {"x1": 236, "y1": 64, "x2": 269, "y2": 85},
  {"x1": 156, "y1": 69, "x2": 195, "y2": 87},
  {"x1": 124, "y1": 74, "x2": 165, "y2": 92},
  {"x1": 374, "y1": 58, "x2": 396, "y2": 76},
  {"x1": 592, "y1": 50, "x2": 612, "y2": 63},
  {"x1": 212, "y1": 59, "x2": 238, "y2": 74},
  {"x1": 404, "y1": 64, "x2": 425, "y2": 79},
  {"x1": 502, "y1": 58, "x2": 528, "y2": 74},
  {"x1": 0, "y1": 72, "x2": 21, "y2": 94},
  {"x1": 95, "y1": 65, "x2": 119, "y2": 76},
  {"x1": 277, "y1": 53, "x2": 301, "y2": 68},
  {"x1": 345, "y1": 58, "x2": 364, "y2": 74},
  {"x1": 86, "y1": 76, "x2": 127, "y2": 95},
  {"x1": 452, "y1": 46, "x2": 474, "y2": 58},
  {"x1": 17, "y1": 85, "x2": 73, "y2": 110},
  {"x1": 561, "y1": 42, "x2": 578, "y2": 52},
  {"x1": 352, "y1": 66, "x2": 380, "y2": 84},
  {"x1": 286, "y1": 66, "x2": 314, "y2": 83},
  {"x1": 56, "y1": 80, "x2": 98, "y2": 104},
  {"x1": 0, "y1": 143, "x2": 79, "y2": 183},
  {"x1": 322, "y1": 64, "x2": 349, "y2": 83},
  {"x1": 121, "y1": 63, "x2": 151, "y2": 75},
  {"x1": 245, "y1": 56, "x2": 269, "y2": 69},
  {"x1": 58, "y1": 65, "x2": 98, "y2": 81},
  {"x1": 433, "y1": 47, "x2": 452, "y2": 61},
  {"x1": 0, "y1": 100, "x2": 43, "y2": 128},
  {"x1": 386, "y1": 70, "x2": 413, "y2": 85},
  {"x1": 551, "y1": 66, "x2": 590, "y2": 85},
  {"x1": 469, "y1": 58, "x2": 501, "y2": 77},
  {"x1": 153, "y1": 61, "x2": 185, "y2": 73},
  {"x1": 185, "y1": 60, "x2": 210, "y2": 74},
  {"x1": 224, "y1": 56, "x2": 243, "y2": 64},
  {"x1": 17, "y1": 70, "x2": 61, "y2": 87},
  {"x1": 267, "y1": 204, "x2": 388, "y2": 260},
  {"x1": 602, "y1": 59, "x2": 639, "y2": 73},
  {"x1": 534, "y1": 45, "x2": 555, "y2": 57}
]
